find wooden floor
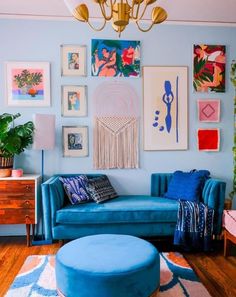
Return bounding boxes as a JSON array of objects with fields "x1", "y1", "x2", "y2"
[{"x1": 0, "y1": 236, "x2": 236, "y2": 297}]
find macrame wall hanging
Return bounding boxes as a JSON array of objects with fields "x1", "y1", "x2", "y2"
[{"x1": 93, "y1": 81, "x2": 139, "y2": 169}]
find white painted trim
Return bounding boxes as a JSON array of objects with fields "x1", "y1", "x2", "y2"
[{"x1": 0, "y1": 13, "x2": 236, "y2": 27}]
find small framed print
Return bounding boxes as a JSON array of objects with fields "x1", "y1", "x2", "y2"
[
  {"x1": 197, "y1": 99, "x2": 220, "y2": 122},
  {"x1": 62, "y1": 85, "x2": 87, "y2": 117},
  {"x1": 5, "y1": 61, "x2": 50, "y2": 107},
  {"x1": 63, "y1": 126, "x2": 88, "y2": 157},
  {"x1": 197, "y1": 128, "x2": 220, "y2": 151},
  {"x1": 61, "y1": 45, "x2": 86, "y2": 76}
]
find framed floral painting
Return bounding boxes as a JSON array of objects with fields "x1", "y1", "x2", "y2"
[
  {"x1": 62, "y1": 126, "x2": 88, "y2": 157},
  {"x1": 193, "y1": 44, "x2": 226, "y2": 93},
  {"x1": 61, "y1": 85, "x2": 87, "y2": 117},
  {"x1": 5, "y1": 61, "x2": 50, "y2": 107},
  {"x1": 61, "y1": 45, "x2": 86, "y2": 76}
]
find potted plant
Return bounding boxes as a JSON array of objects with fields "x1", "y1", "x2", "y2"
[
  {"x1": 227, "y1": 60, "x2": 236, "y2": 209},
  {"x1": 0, "y1": 113, "x2": 34, "y2": 177},
  {"x1": 14, "y1": 69, "x2": 43, "y2": 96}
]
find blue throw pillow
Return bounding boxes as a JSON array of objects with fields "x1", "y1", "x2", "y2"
[
  {"x1": 164, "y1": 170, "x2": 210, "y2": 202},
  {"x1": 59, "y1": 175, "x2": 92, "y2": 204}
]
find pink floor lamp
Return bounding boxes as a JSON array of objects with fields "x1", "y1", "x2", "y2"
[
  {"x1": 32, "y1": 114, "x2": 55, "y2": 244},
  {"x1": 33, "y1": 114, "x2": 55, "y2": 182}
]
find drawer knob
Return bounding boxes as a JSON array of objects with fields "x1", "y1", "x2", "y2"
[
  {"x1": 25, "y1": 215, "x2": 31, "y2": 223},
  {"x1": 25, "y1": 185, "x2": 31, "y2": 191},
  {"x1": 24, "y1": 200, "x2": 30, "y2": 206}
]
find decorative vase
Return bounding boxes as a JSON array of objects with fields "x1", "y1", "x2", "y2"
[
  {"x1": 0, "y1": 155, "x2": 14, "y2": 177},
  {"x1": 20, "y1": 85, "x2": 32, "y2": 95}
]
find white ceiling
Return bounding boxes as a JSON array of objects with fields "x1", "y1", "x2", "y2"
[{"x1": 0, "y1": 0, "x2": 236, "y2": 25}]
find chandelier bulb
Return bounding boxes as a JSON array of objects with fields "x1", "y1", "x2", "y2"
[
  {"x1": 74, "y1": 4, "x2": 89, "y2": 22},
  {"x1": 145, "y1": 0, "x2": 156, "y2": 5},
  {"x1": 151, "y1": 6, "x2": 167, "y2": 24}
]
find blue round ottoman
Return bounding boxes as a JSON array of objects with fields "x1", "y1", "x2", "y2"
[{"x1": 56, "y1": 234, "x2": 160, "y2": 297}]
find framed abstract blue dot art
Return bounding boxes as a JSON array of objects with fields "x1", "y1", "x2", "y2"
[{"x1": 143, "y1": 66, "x2": 188, "y2": 151}]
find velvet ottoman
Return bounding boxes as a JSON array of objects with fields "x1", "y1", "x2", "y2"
[{"x1": 56, "y1": 234, "x2": 160, "y2": 297}]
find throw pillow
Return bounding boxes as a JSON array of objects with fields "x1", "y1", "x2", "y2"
[
  {"x1": 59, "y1": 175, "x2": 91, "y2": 204},
  {"x1": 85, "y1": 175, "x2": 118, "y2": 203},
  {"x1": 164, "y1": 170, "x2": 210, "y2": 202}
]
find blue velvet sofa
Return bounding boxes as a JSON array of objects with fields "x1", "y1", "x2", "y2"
[{"x1": 41, "y1": 173, "x2": 226, "y2": 241}]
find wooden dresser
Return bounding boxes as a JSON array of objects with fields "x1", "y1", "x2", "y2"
[{"x1": 0, "y1": 174, "x2": 41, "y2": 246}]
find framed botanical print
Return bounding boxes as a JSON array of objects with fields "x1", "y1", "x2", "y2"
[
  {"x1": 143, "y1": 66, "x2": 188, "y2": 150},
  {"x1": 62, "y1": 85, "x2": 87, "y2": 117},
  {"x1": 62, "y1": 126, "x2": 88, "y2": 157},
  {"x1": 5, "y1": 61, "x2": 50, "y2": 107},
  {"x1": 61, "y1": 45, "x2": 86, "y2": 76},
  {"x1": 193, "y1": 44, "x2": 226, "y2": 93}
]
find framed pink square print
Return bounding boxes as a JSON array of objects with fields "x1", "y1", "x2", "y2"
[{"x1": 197, "y1": 99, "x2": 220, "y2": 122}]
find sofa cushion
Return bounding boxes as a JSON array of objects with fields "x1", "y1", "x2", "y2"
[
  {"x1": 56, "y1": 195, "x2": 178, "y2": 224},
  {"x1": 164, "y1": 170, "x2": 210, "y2": 202},
  {"x1": 59, "y1": 175, "x2": 91, "y2": 204},
  {"x1": 85, "y1": 175, "x2": 118, "y2": 203}
]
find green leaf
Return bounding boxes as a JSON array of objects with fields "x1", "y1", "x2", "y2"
[{"x1": 0, "y1": 113, "x2": 34, "y2": 157}]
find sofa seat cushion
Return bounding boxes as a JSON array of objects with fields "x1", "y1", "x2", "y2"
[{"x1": 56, "y1": 195, "x2": 179, "y2": 225}]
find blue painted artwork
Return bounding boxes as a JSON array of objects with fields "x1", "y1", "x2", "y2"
[
  {"x1": 162, "y1": 80, "x2": 174, "y2": 133},
  {"x1": 152, "y1": 76, "x2": 179, "y2": 142}
]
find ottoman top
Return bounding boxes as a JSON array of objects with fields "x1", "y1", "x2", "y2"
[{"x1": 56, "y1": 234, "x2": 158, "y2": 274}]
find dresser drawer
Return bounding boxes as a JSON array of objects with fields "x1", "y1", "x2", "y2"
[
  {"x1": 0, "y1": 208, "x2": 35, "y2": 224},
  {"x1": 0, "y1": 198, "x2": 35, "y2": 209},
  {"x1": 0, "y1": 180, "x2": 35, "y2": 199}
]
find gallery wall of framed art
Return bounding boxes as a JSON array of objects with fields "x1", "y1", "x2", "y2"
[{"x1": 1, "y1": 17, "x2": 235, "y2": 212}]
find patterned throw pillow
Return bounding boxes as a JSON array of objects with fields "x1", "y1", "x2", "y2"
[
  {"x1": 59, "y1": 175, "x2": 92, "y2": 204},
  {"x1": 85, "y1": 175, "x2": 118, "y2": 203}
]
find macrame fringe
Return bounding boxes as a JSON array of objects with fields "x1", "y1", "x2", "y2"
[{"x1": 94, "y1": 116, "x2": 139, "y2": 169}]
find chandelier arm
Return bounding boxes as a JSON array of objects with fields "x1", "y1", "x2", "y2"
[
  {"x1": 136, "y1": 20, "x2": 154, "y2": 32},
  {"x1": 87, "y1": 19, "x2": 107, "y2": 31},
  {"x1": 133, "y1": 0, "x2": 143, "y2": 20},
  {"x1": 130, "y1": 0, "x2": 136, "y2": 19},
  {"x1": 99, "y1": 2, "x2": 112, "y2": 20},
  {"x1": 105, "y1": 0, "x2": 116, "y2": 6},
  {"x1": 135, "y1": 4, "x2": 148, "y2": 21}
]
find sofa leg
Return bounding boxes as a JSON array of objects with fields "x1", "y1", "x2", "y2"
[
  {"x1": 59, "y1": 239, "x2": 65, "y2": 247},
  {"x1": 224, "y1": 230, "x2": 228, "y2": 257}
]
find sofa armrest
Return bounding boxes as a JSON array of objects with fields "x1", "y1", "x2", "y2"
[
  {"x1": 202, "y1": 178, "x2": 226, "y2": 235},
  {"x1": 41, "y1": 173, "x2": 106, "y2": 240},
  {"x1": 151, "y1": 173, "x2": 172, "y2": 197},
  {"x1": 42, "y1": 176, "x2": 65, "y2": 240}
]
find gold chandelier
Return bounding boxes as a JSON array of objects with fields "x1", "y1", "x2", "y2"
[{"x1": 64, "y1": 0, "x2": 167, "y2": 35}]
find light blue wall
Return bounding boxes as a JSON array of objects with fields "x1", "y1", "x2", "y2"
[{"x1": 0, "y1": 19, "x2": 235, "y2": 235}]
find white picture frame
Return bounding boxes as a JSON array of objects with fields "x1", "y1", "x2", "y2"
[
  {"x1": 5, "y1": 61, "x2": 50, "y2": 107},
  {"x1": 61, "y1": 45, "x2": 86, "y2": 76},
  {"x1": 143, "y1": 66, "x2": 188, "y2": 150},
  {"x1": 61, "y1": 85, "x2": 87, "y2": 117},
  {"x1": 63, "y1": 126, "x2": 88, "y2": 157}
]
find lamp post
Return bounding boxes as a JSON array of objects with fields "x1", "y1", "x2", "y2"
[{"x1": 32, "y1": 114, "x2": 55, "y2": 244}]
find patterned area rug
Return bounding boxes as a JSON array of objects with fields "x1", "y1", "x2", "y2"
[{"x1": 5, "y1": 252, "x2": 211, "y2": 297}]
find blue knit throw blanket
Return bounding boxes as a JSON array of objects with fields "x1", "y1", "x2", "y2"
[{"x1": 174, "y1": 200, "x2": 215, "y2": 251}]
